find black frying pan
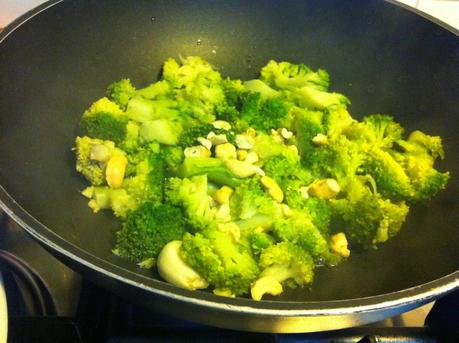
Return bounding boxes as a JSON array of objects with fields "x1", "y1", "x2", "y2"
[{"x1": 0, "y1": 0, "x2": 458, "y2": 332}]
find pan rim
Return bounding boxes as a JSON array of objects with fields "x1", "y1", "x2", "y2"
[{"x1": 0, "y1": 0, "x2": 458, "y2": 317}]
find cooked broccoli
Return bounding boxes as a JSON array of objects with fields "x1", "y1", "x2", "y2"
[
  {"x1": 240, "y1": 92, "x2": 292, "y2": 131},
  {"x1": 81, "y1": 149, "x2": 164, "y2": 218},
  {"x1": 272, "y1": 209, "x2": 340, "y2": 264},
  {"x1": 75, "y1": 136, "x2": 125, "y2": 185},
  {"x1": 177, "y1": 157, "x2": 241, "y2": 187},
  {"x1": 106, "y1": 79, "x2": 137, "y2": 109},
  {"x1": 180, "y1": 229, "x2": 260, "y2": 296},
  {"x1": 162, "y1": 56, "x2": 225, "y2": 123},
  {"x1": 114, "y1": 202, "x2": 186, "y2": 263},
  {"x1": 165, "y1": 175, "x2": 215, "y2": 230},
  {"x1": 80, "y1": 98, "x2": 129, "y2": 144},
  {"x1": 331, "y1": 191, "x2": 409, "y2": 247},
  {"x1": 251, "y1": 242, "x2": 314, "y2": 300},
  {"x1": 249, "y1": 231, "x2": 275, "y2": 256},
  {"x1": 260, "y1": 60, "x2": 330, "y2": 91},
  {"x1": 74, "y1": 56, "x2": 451, "y2": 300},
  {"x1": 230, "y1": 177, "x2": 280, "y2": 230},
  {"x1": 289, "y1": 86, "x2": 350, "y2": 110}
]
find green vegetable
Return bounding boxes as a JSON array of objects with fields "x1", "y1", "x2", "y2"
[
  {"x1": 115, "y1": 202, "x2": 186, "y2": 263},
  {"x1": 180, "y1": 229, "x2": 260, "y2": 296},
  {"x1": 74, "y1": 56, "x2": 450, "y2": 300}
]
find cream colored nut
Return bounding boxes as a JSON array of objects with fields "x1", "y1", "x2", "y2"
[
  {"x1": 236, "y1": 150, "x2": 248, "y2": 161},
  {"x1": 212, "y1": 185, "x2": 234, "y2": 204},
  {"x1": 225, "y1": 159, "x2": 264, "y2": 178},
  {"x1": 215, "y1": 204, "x2": 232, "y2": 222},
  {"x1": 212, "y1": 120, "x2": 232, "y2": 131},
  {"x1": 261, "y1": 176, "x2": 284, "y2": 203},
  {"x1": 184, "y1": 146, "x2": 211, "y2": 158},
  {"x1": 330, "y1": 232, "x2": 350, "y2": 258},
  {"x1": 280, "y1": 128, "x2": 293, "y2": 139},
  {"x1": 270, "y1": 129, "x2": 284, "y2": 143},
  {"x1": 215, "y1": 143, "x2": 236, "y2": 160},
  {"x1": 299, "y1": 186, "x2": 310, "y2": 199},
  {"x1": 213, "y1": 288, "x2": 235, "y2": 297},
  {"x1": 207, "y1": 131, "x2": 228, "y2": 145},
  {"x1": 90, "y1": 144, "x2": 111, "y2": 162},
  {"x1": 218, "y1": 222, "x2": 240, "y2": 242},
  {"x1": 245, "y1": 151, "x2": 259, "y2": 164},
  {"x1": 308, "y1": 178, "x2": 340, "y2": 199},
  {"x1": 235, "y1": 134, "x2": 255, "y2": 149},
  {"x1": 245, "y1": 127, "x2": 257, "y2": 137},
  {"x1": 106, "y1": 154, "x2": 128, "y2": 188},
  {"x1": 197, "y1": 137, "x2": 212, "y2": 150},
  {"x1": 312, "y1": 133, "x2": 329, "y2": 145},
  {"x1": 157, "y1": 241, "x2": 209, "y2": 290},
  {"x1": 251, "y1": 276, "x2": 283, "y2": 301},
  {"x1": 281, "y1": 204, "x2": 293, "y2": 217}
]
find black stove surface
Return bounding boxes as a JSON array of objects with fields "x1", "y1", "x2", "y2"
[{"x1": 1, "y1": 213, "x2": 458, "y2": 343}]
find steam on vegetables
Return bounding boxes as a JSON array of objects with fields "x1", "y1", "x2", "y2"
[{"x1": 74, "y1": 57, "x2": 450, "y2": 300}]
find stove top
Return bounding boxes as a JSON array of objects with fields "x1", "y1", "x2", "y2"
[{"x1": 1, "y1": 212, "x2": 458, "y2": 342}]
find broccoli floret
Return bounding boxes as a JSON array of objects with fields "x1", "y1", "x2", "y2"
[
  {"x1": 178, "y1": 157, "x2": 241, "y2": 187},
  {"x1": 251, "y1": 242, "x2": 314, "y2": 300},
  {"x1": 161, "y1": 145, "x2": 184, "y2": 175},
  {"x1": 284, "y1": 190, "x2": 332, "y2": 234},
  {"x1": 162, "y1": 56, "x2": 225, "y2": 123},
  {"x1": 122, "y1": 152, "x2": 165, "y2": 207},
  {"x1": 165, "y1": 175, "x2": 215, "y2": 230},
  {"x1": 107, "y1": 78, "x2": 174, "y2": 108},
  {"x1": 125, "y1": 97, "x2": 179, "y2": 123},
  {"x1": 397, "y1": 131, "x2": 450, "y2": 201},
  {"x1": 180, "y1": 229, "x2": 260, "y2": 295},
  {"x1": 272, "y1": 209, "x2": 340, "y2": 264},
  {"x1": 179, "y1": 123, "x2": 214, "y2": 147},
  {"x1": 81, "y1": 149, "x2": 165, "y2": 217},
  {"x1": 139, "y1": 117, "x2": 183, "y2": 145},
  {"x1": 363, "y1": 129, "x2": 449, "y2": 202},
  {"x1": 251, "y1": 133, "x2": 299, "y2": 162},
  {"x1": 74, "y1": 136, "x2": 125, "y2": 185},
  {"x1": 115, "y1": 202, "x2": 186, "y2": 263},
  {"x1": 106, "y1": 79, "x2": 137, "y2": 110},
  {"x1": 289, "y1": 86, "x2": 350, "y2": 110},
  {"x1": 80, "y1": 98, "x2": 129, "y2": 144},
  {"x1": 260, "y1": 60, "x2": 330, "y2": 91},
  {"x1": 331, "y1": 192, "x2": 409, "y2": 247},
  {"x1": 249, "y1": 231, "x2": 275, "y2": 256},
  {"x1": 263, "y1": 154, "x2": 313, "y2": 186},
  {"x1": 360, "y1": 114, "x2": 404, "y2": 149},
  {"x1": 363, "y1": 148, "x2": 414, "y2": 201},
  {"x1": 240, "y1": 92, "x2": 292, "y2": 131},
  {"x1": 222, "y1": 78, "x2": 246, "y2": 109},
  {"x1": 230, "y1": 177, "x2": 280, "y2": 230},
  {"x1": 243, "y1": 79, "x2": 280, "y2": 100}
]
